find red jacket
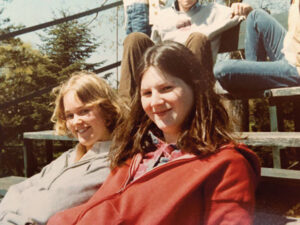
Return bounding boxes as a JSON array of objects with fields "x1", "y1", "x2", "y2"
[{"x1": 48, "y1": 143, "x2": 260, "y2": 225}]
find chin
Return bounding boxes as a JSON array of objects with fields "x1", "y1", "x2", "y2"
[{"x1": 78, "y1": 139, "x2": 92, "y2": 146}]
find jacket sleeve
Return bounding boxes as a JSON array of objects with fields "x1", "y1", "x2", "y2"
[
  {"x1": 0, "y1": 149, "x2": 71, "y2": 225},
  {"x1": 0, "y1": 162, "x2": 54, "y2": 224},
  {"x1": 16, "y1": 154, "x2": 110, "y2": 224},
  {"x1": 203, "y1": 153, "x2": 258, "y2": 225},
  {"x1": 151, "y1": 25, "x2": 162, "y2": 44},
  {"x1": 203, "y1": 3, "x2": 244, "y2": 40}
]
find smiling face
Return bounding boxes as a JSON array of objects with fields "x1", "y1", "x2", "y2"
[
  {"x1": 63, "y1": 90, "x2": 110, "y2": 150},
  {"x1": 177, "y1": 0, "x2": 197, "y2": 12},
  {"x1": 140, "y1": 66, "x2": 194, "y2": 143}
]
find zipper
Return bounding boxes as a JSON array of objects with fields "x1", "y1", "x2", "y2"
[
  {"x1": 76, "y1": 155, "x2": 198, "y2": 223},
  {"x1": 117, "y1": 154, "x2": 198, "y2": 194},
  {"x1": 117, "y1": 154, "x2": 141, "y2": 193}
]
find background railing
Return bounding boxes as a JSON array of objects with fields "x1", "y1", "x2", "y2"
[{"x1": 0, "y1": 0, "x2": 123, "y2": 110}]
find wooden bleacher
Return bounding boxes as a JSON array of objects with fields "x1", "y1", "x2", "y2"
[
  {"x1": 22, "y1": 130, "x2": 300, "y2": 179},
  {"x1": 219, "y1": 11, "x2": 300, "y2": 180},
  {"x1": 21, "y1": 11, "x2": 300, "y2": 180},
  {"x1": 0, "y1": 176, "x2": 26, "y2": 199}
]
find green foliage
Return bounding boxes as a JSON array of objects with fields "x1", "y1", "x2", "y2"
[
  {"x1": 0, "y1": 9, "x2": 107, "y2": 176},
  {"x1": 0, "y1": 147, "x2": 24, "y2": 177},
  {"x1": 0, "y1": 40, "x2": 57, "y2": 143},
  {"x1": 39, "y1": 11, "x2": 103, "y2": 76},
  {"x1": 0, "y1": 10, "x2": 106, "y2": 143},
  {"x1": 249, "y1": 99, "x2": 270, "y2": 131}
]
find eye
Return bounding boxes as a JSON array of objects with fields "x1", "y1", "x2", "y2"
[
  {"x1": 141, "y1": 90, "x2": 152, "y2": 97},
  {"x1": 65, "y1": 113, "x2": 73, "y2": 120},
  {"x1": 79, "y1": 108, "x2": 90, "y2": 116},
  {"x1": 161, "y1": 85, "x2": 173, "y2": 92}
]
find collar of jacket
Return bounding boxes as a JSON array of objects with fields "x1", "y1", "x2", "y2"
[{"x1": 172, "y1": 1, "x2": 201, "y2": 14}]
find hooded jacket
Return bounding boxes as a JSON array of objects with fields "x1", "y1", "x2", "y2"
[
  {"x1": 0, "y1": 141, "x2": 111, "y2": 225},
  {"x1": 48, "y1": 143, "x2": 260, "y2": 225}
]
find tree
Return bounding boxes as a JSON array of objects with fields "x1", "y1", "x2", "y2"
[
  {"x1": 39, "y1": 11, "x2": 103, "y2": 77},
  {"x1": 0, "y1": 1, "x2": 60, "y2": 176},
  {"x1": 0, "y1": 40, "x2": 58, "y2": 141}
]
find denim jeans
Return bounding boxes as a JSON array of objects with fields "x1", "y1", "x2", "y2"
[
  {"x1": 214, "y1": 9, "x2": 300, "y2": 93},
  {"x1": 126, "y1": 3, "x2": 151, "y2": 36}
]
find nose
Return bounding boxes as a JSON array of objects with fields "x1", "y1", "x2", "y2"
[
  {"x1": 150, "y1": 91, "x2": 164, "y2": 107},
  {"x1": 72, "y1": 114, "x2": 83, "y2": 125}
]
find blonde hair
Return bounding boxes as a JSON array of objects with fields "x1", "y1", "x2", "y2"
[{"x1": 51, "y1": 71, "x2": 127, "y2": 137}]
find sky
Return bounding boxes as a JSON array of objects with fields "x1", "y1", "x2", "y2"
[{"x1": 2, "y1": 0, "x2": 126, "y2": 87}]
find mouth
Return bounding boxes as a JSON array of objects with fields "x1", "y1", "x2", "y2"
[
  {"x1": 76, "y1": 126, "x2": 90, "y2": 134},
  {"x1": 153, "y1": 108, "x2": 171, "y2": 116}
]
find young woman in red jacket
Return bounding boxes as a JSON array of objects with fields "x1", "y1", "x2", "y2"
[{"x1": 48, "y1": 41, "x2": 260, "y2": 225}]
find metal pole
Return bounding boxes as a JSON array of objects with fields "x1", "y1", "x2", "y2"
[{"x1": 115, "y1": 6, "x2": 119, "y2": 89}]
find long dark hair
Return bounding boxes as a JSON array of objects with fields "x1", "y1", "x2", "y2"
[{"x1": 109, "y1": 41, "x2": 235, "y2": 168}]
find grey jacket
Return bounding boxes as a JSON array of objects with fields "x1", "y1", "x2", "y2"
[{"x1": 0, "y1": 141, "x2": 111, "y2": 225}]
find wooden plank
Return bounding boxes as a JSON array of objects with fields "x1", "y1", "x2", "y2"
[
  {"x1": 237, "y1": 132, "x2": 300, "y2": 147},
  {"x1": 23, "y1": 130, "x2": 77, "y2": 141},
  {"x1": 261, "y1": 167, "x2": 300, "y2": 180},
  {"x1": 272, "y1": 147, "x2": 282, "y2": 169},
  {"x1": 23, "y1": 139, "x2": 36, "y2": 177},
  {"x1": 269, "y1": 105, "x2": 278, "y2": 131},
  {"x1": 0, "y1": 176, "x2": 26, "y2": 196},
  {"x1": 264, "y1": 86, "x2": 300, "y2": 98},
  {"x1": 24, "y1": 131, "x2": 300, "y2": 148}
]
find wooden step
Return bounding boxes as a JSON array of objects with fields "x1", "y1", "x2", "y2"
[
  {"x1": 261, "y1": 168, "x2": 300, "y2": 180},
  {"x1": 237, "y1": 132, "x2": 300, "y2": 148},
  {"x1": 23, "y1": 130, "x2": 76, "y2": 141},
  {"x1": 236, "y1": 132, "x2": 300, "y2": 180},
  {"x1": 0, "y1": 176, "x2": 26, "y2": 197},
  {"x1": 264, "y1": 86, "x2": 300, "y2": 98}
]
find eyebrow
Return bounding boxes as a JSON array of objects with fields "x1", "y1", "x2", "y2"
[{"x1": 64, "y1": 105, "x2": 85, "y2": 114}]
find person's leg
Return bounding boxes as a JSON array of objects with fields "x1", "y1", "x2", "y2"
[
  {"x1": 214, "y1": 59, "x2": 300, "y2": 93},
  {"x1": 125, "y1": 6, "x2": 133, "y2": 35},
  {"x1": 185, "y1": 32, "x2": 213, "y2": 76},
  {"x1": 130, "y1": 3, "x2": 151, "y2": 36},
  {"x1": 119, "y1": 32, "x2": 154, "y2": 101},
  {"x1": 245, "y1": 9, "x2": 287, "y2": 61}
]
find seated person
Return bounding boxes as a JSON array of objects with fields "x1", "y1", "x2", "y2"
[
  {"x1": 48, "y1": 41, "x2": 260, "y2": 225},
  {"x1": 0, "y1": 71, "x2": 127, "y2": 225},
  {"x1": 119, "y1": 0, "x2": 252, "y2": 100},
  {"x1": 123, "y1": 0, "x2": 167, "y2": 36},
  {"x1": 214, "y1": 0, "x2": 300, "y2": 94}
]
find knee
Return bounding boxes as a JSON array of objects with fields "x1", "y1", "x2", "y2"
[
  {"x1": 213, "y1": 61, "x2": 233, "y2": 91},
  {"x1": 187, "y1": 32, "x2": 209, "y2": 44},
  {"x1": 186, "y1": 32, "x2": 212, "y2": 60},
  {"x1": 123, "y1": 32, "x2": 150, "y2": 47},
  {"x1": 247, "y1": 9, "x2": 270, "y2": 26},
  {"x1": 213, "y1": 61, "x2": 227, "y2": 79}
]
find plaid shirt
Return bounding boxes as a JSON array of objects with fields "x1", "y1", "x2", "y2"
[{"x1": 133, "y1": 135, "x2": 185, "y2": 181}]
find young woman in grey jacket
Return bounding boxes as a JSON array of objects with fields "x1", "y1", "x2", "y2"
[{"x1": 0, "y1": 71, "x2": 127, "y2": 225}]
